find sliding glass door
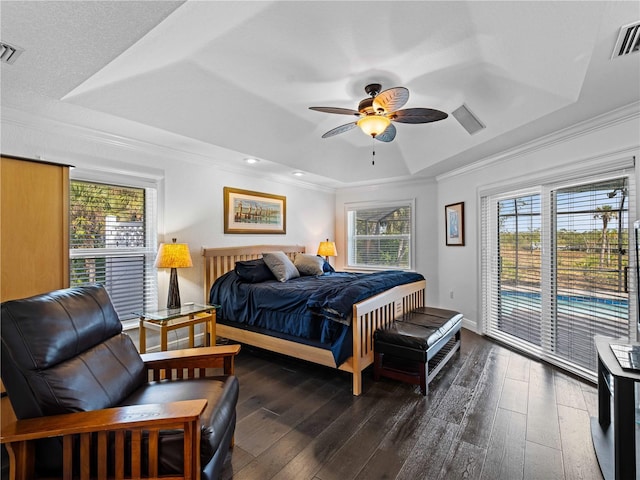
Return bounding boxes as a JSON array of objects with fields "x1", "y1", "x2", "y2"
[
  {"x1": 553, "y1": 178, "x2": 630, "y2": 372},
  {"x1": 483, "y1": 174, "x2": 632, "y2": 378}
]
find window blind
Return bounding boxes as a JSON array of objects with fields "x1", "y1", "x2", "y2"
[
  {"x1": 483, "y1": 191, "x2": 546, "y2": 357},
  {"x1": 497, "y1": 194, "x2": 543, "y2": 346},
  {"x1": 346, "y1": 201, "x2": 413, "y2": 269},
  {"x1": 70, "y1": 180, "x2": 157, "y2": 322},
  {"x1": 551, "y1": 178, "x2": 630, "y2": 372}
]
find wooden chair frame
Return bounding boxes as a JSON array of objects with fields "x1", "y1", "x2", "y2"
[{"x1": 1, "y1": 345, "x2": 240, "y2": 480}]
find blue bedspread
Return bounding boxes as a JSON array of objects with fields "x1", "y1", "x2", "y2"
[{"x1": 208, "y1": 270, "x2": 424, "y2": 365}]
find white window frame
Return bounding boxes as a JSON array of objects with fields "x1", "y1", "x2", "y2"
[
  {"x1": 479, "y1": 154, "x2": 636, "y2": 380},
  {"x1": 69, "y1": 168, "x2": 159, "y2": 328},
  {"x1": 344, "y1": 199, "x2": 415, "y2": 271}
]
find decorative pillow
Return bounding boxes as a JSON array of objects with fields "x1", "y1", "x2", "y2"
[
  {"x1": 262, "y1": 251, "x2": 300, "y2": 282},
  {"x1": 235, "y1": 259, "x2": 275, "y2": 283},
  {"x1": 294, "y1": 253, "x2": 325, "y2": 276},
  {"x1": 323, "y1": 259, "x2": 335, "y2": 273}
]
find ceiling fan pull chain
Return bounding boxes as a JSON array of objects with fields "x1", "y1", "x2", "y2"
[{"x1": 372, "y1": 137, "x2": 376, "y2": 165}]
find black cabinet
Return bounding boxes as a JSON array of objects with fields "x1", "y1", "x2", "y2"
[{"x1": 591, "y1": 336, "x2": 640, "y2": 480}]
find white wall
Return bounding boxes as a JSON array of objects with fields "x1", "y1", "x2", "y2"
[
  {"x1": 335, "y1": 178, "x2": 440, "y2": 305},
  {"x1": 333, "y1": 105, "x2": 640, "y2": 333},
  {"x1": 1, "y1": 112, "x2": 336, "y2": 306},
  {"x1": 436, "y1": 106, "x2": 640, "y2": 332},
  {"x1": 4, "y1": 103, "x2": 638, "y2": 334},
  {"x1": 162, "y1": 160, "x2": 335, "y2": 303}
]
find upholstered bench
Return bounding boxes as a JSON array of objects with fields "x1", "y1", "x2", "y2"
[{"x1": 373, "y1": 306, "x2": 463, "y2": 395}]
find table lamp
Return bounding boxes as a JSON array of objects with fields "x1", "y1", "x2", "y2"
[
  {"x1": 317, "y1": 238, "x2": 338, "y2": 263},
  {"x1": 155, "y1": 238, "x2": 193, "y2": 309}
]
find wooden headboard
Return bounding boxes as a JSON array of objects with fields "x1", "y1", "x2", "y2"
[{"x1": 202, "y1": 245, "x2": 306, "y2": 302}]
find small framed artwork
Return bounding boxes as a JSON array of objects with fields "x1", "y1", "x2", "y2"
[
  {"x1": 445, "y1": 202, "x2": 465, "y2": 246},
  {"x1": 224, "y1": 187, "x2": 286, "y2": 234}
]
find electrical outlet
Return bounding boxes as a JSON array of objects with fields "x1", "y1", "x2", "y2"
[{"x1": 449, "y1": 290, "x2": 454, "y2": 299}]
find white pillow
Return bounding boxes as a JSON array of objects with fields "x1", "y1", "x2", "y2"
[
  {"x1": 294, "y1": 253, "x2": 325, "y2": 276},
  {"x1": 262, "y1": 251, "x2": 300, "y2": 282}
]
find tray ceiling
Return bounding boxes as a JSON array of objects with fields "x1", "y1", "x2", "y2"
[{"x1": 1, "y1": 1, "x2": 639, "y2": 187}]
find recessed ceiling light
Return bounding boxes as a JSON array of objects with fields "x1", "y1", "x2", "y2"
[
  {"x1": 292, "y1": 171, "x2": 305, "y2": 177},
  {"x1": 244, "y1": 158, "x2": 259, "y2": 164}
]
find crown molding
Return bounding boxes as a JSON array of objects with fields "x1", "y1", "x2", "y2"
[
  {"x1": 477, "y1": 147, "x2": 636, "y2": 197},
  {"x1": 1, "y1": 106, "x2": 336, "y2": 194},
  {"x1": 436, "y1": 101, "x2": 640, "y2": 182},
  {"x1": 334, "y1": 173, "x2": 436, "y2": 193}
]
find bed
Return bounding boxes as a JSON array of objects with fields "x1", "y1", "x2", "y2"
[{"x1": 202, "y1": 244, "x2": 426, "y2": 395}]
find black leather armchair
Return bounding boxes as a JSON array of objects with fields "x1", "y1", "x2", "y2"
[{"x1": 0, "y1": 285, "x2": 239, "y2": 480}]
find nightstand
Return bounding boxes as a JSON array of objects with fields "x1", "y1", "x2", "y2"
[{"x1": 135, "y1": 304, "x2": 219, "y2": 353}]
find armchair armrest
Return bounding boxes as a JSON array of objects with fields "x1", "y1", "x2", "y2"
[
  {"x1": 1, "y1": 399, "x2": 207, "y2": 480},
  {"x1": 141, "y1": 344, "x2": 241, "y2": 381}
]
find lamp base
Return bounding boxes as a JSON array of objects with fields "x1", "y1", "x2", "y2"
[{"x1": 167, "y1": 267, "x2": 181, "y2": 309}]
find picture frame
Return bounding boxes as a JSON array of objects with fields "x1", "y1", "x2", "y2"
[
  {"x1": 223, "y1": 187, "x2": 286, "y2": 234},
  {"x1": 445, "y1": 202, "x2": 465, "y2": 246}
]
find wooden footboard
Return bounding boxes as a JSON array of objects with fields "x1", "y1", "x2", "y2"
[
  {"x1": 202, "y1": 245, "x2": 425, "y2": 395},
  {"x1": 349, "y1": 279, "x2": 426, "y2": 394}
]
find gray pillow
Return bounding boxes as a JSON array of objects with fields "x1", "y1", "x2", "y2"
[
  {"x1": 262, "y1": 251, "x2": 300, "y2": 282},
  {"x1": 294, "y1": 253, "x2": 324, "y2": 276}
]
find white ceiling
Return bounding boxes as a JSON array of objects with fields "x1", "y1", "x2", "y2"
[{"x1": 1, "y1": 1, "x2": 639, "y2": 188}]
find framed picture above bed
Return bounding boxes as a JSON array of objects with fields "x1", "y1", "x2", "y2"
[
  {"x1": 445, "y1": 201, "x2": 465, "y2": 246},
  {"x1": 223, "y1": 187, "x2": 286, "y2": 234}
]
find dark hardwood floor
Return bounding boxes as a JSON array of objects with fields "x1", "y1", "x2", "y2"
[{"x1": 220, "y1": 329, "x2": 604, "y2": 480}]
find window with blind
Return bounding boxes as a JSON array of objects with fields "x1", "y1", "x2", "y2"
[
  {"x1": 346, "y1": 200, "x2": 414, "y2": 269},
  {"x1": 70, "y1": 180, "x2": 157, "y2": 323},
  {"x1": 482, "y1": 171, "x2": 633, "y2": 380}
]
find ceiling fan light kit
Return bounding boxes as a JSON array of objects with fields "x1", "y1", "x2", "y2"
[
  {"x1": 309, "y1": 83, "x2": 448, "y2": 142},
  {"x1": 357, "y1": 115, "x2": 391, "y2": 137}
]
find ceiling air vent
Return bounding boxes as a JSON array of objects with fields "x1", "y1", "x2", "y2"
[
  {"x1": 612, "y1": 21, "x2": 640, "y2": 59},
  {"x1": 0, "y1": 41, "x2": 23, "y2": 64},
  {"x1": 452, "y1": 104, "x2": 485, "y2": 135}
]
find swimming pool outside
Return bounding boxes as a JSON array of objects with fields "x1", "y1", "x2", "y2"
[{"x1": 500, "y1": 289, "x2": 628, "y2": 317}]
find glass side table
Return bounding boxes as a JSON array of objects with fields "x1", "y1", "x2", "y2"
[{"x1": 135, "y1": 304, "x2": 219, "y2": 353}]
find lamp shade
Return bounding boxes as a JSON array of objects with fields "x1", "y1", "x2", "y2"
[
  {"x1": 155, "y1": 239, "x2": 193, "y2": 268},
  {"x1": 317, "y1": 239, "x2": 337, "y2": 258},
  {"x1": 357, "y1": 115, "x2": 391, "y2": 137}
]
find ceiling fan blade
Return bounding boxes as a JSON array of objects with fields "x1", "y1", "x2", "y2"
[
  {"x1": 374, "y1": 123, "x2": 396, "y2": 142},
  {"x1": 310, "y1": 106, "x2": 361, "y2": 116},
  {"x1": 391, "y1": 108, "x2": 448, "y2": 124},
  {"x1": 321, "y1": 122, "x2": 358, "y2": 138},
  {"x1": 372, "y1": 87, "x2": 409, "y2": 113}
]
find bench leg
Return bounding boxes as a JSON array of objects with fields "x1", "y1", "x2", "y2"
[
  {"x1": 419, "y1": 362, "x2": 427, "y2": 396},
  {"x1": 374, "y1": 352, "x2": 383, "y2": 381}
]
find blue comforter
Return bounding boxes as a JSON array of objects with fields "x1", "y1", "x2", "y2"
[{"x1": 208, "y1": 270, "x2": 424, "y2": 365}]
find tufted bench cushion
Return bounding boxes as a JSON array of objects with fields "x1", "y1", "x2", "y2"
[{"x1": 374, "y1": 306, "x2": 462, "y2": 395}]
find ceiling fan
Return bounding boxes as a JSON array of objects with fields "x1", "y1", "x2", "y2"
[{"x1": 309, "y1": 83, "x2": 448, "y2": 142}]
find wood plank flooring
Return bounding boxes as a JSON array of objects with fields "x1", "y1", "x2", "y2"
[{"x1": 220, "y1": 329, "x2": 604, "y2": 480}]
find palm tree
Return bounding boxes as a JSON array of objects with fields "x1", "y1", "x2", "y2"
[{"x1": 594, "y1": 205, "x2": 617, "y2": 266}]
